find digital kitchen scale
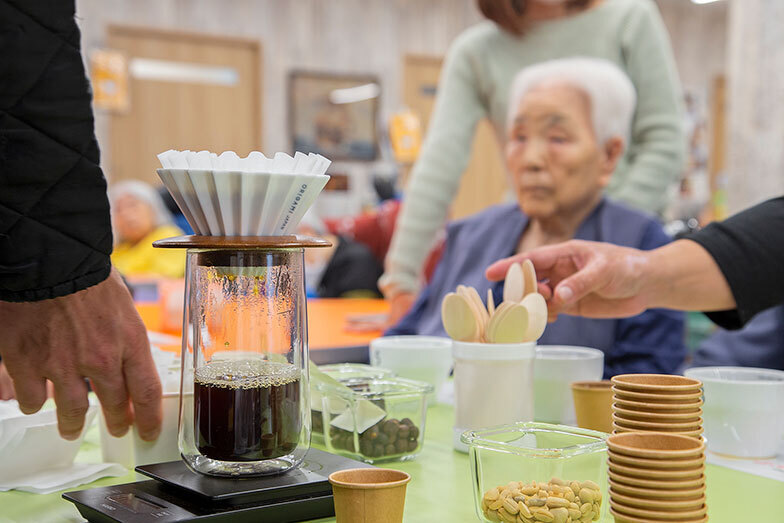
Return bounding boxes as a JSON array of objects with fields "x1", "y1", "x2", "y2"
[{"x1": 63, "y1": 449, "x2": 372, "y2": 522}]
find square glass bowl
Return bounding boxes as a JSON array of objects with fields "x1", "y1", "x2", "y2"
[
  {"x1": 315, "y1": 376, "x2": 433, "y2": 464},
  {"x1": 311, "y1": 364, "x2": 395, "y2": 444},
  {"x1": 461, "y1": 422, "x2": 609, "y2": 523}
]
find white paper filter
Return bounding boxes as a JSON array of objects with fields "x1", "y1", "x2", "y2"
[{"x1": 156, "y1": 150, "x2": 330, "y2": 236}]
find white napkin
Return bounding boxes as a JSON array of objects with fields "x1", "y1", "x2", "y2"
[
  {"x1": 0, "y1": 462, "x2": 127, "y2": 495},
  {"x1": 0, "y1": 401, "x2": 126, "y2": 494}
]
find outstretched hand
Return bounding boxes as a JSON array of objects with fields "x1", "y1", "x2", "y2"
[
  {"x1": 0, "y1": 268, "x2": 162, "y2": 441},
  {"x1": 485, "y1": 240, "x2": 652, "y2": 321}
]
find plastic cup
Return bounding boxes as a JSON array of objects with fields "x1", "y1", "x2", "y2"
[
  {"x1": 451, "y1": 341, "x2": 535, "y2": 452},
  {"x1": 329, "y1": 468, "x2": 411, "y2": 523},
  {"x1": 684, "y1": 366, "x2": 784, "y2": 458},
  {"x1": 132, "y1": 392, "x2": 181, "y2": 466},
  {"x1": 533, "y1": 345, "x2": 604, "y2": 425},
  {"x1": 571, "y1": 380, "x2": 613, "y2": 433},
  {"x1": 369, "y1": 336, "x2": 452, "y2": 401},
  {"x1": 98, "y1": 410, "x2": 134, "y2": 468}
]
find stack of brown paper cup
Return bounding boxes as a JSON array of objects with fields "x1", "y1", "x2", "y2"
[
  {"x1": 611, "y1": 375, "x2": 703, "y2": 439},
  {"x1": 607, "y1": 432, "x2": 707, "y2": 523}
]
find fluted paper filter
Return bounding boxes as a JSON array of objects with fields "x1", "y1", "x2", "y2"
[{"x1": 156, "y1": 149, "x2": 331, "y2": 236}]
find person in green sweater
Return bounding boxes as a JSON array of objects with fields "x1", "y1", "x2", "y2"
[{"x1": 381, "y1": 0, "x2": 685, "y2": 323}]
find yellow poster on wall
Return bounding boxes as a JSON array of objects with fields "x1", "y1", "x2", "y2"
[
  {"x1": 90, "y1": 49, "x2": 129, "y2": 112},
  {"x1": 389, "y1": 109, "x2": 422, "y2": 164}
]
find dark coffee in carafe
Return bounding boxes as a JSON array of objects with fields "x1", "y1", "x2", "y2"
[{"x1": 194, "y1": 359, "x2": 301, "y2": 462}]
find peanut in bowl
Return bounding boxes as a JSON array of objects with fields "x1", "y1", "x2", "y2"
[{"x1": 462, "y1": 422, "x2": 608, "y2": 523}]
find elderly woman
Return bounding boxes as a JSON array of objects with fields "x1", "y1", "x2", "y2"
[
  {"x1": 387, "y1": 58, "x2": 685, "y2": 377},
  {"x1": 110, "y1": 180, "x2": 185, "y2": 278}
]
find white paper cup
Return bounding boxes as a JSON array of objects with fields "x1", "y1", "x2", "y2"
[
  {"x1": 98, "y1": 410, "x2": 134, "y2": 468},
  {"x1": 534, "y1": 346, "x2": 604, "y2": 425},
  {"x1": 369, "y1": 336, "x2": 452, "y2": 402},
  {"x1": 132, "y1": 392, "x2": 182, "y2": 466},
  {"x1": 684, "y1": 366, "x2": 784, "y2": 458},
  {"x1": 452, "y1": 341, "x2": 535, "y2": 452}
]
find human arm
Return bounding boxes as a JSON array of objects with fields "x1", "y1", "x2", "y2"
[
  {"x1": 383, "y1": 286, "x2": 431, "y2": 337},
  {"x1": 485, "y1": 239, "x2": 733, "y2": 320},
  {"x1": 608, "y1": 0, "x2": 686, "y2": 214},
  {"x1": 0, "y1": 1, "x2": 161, "y2": 440},
  {"x1": 0, "y1": 269, "x2": 162, "y2": 440},
  {"x1": 487, "y1": 194, "x2": 784, "y2": 325},
  {"x1": 379, "y1": 30, "x2": 487, "y2": 300},
  {"x1": 687, "y1": 197, "x2": 784, "y2": 328}
]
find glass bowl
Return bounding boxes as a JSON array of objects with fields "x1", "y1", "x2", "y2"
[
  {"x1": 315, "y1": 376, "x2": 433, "y2": 464},
  {"x1": 461, "y1": 422, "x2": 609, "y2": 523},
  {"x1": 310, "y1": 364, "x2": 395, "y2": 444}
]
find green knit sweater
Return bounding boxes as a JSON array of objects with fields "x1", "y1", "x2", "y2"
[{"x1": 381, "y1": 0, "x2": 685, "y2": 296}]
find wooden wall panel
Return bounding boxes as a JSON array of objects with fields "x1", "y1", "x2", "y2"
[{"x1": 107, "y1": 26, "x2": 261, "y2": 185}]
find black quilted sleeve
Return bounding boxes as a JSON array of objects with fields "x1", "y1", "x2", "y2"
[
  {"x1": 687, "y1": 197, "x2": 784, "y2": 329},
  {"x1": 0, "y1": 0, "x2": 113, "y2": 302}
]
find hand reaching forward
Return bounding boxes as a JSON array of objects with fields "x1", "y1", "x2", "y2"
[
  {"x1": 486, "y1": 240, "x2": 651, "y2": 320},
  {"x1": 486, "y1": 239, "x2": 734, "y2": 321},
  {"x1": 0, "y1": 268, "x2": 162, "y2": 441}
]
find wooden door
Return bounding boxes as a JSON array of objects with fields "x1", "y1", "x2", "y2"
[
  {"x1": 107, "y1": 26, "x2": 262, "y2": 185},
  {"x1": 402, "y1": 54, "x2": 508, "y2": 219}
]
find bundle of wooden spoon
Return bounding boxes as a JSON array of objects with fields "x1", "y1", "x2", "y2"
[{"x1": 441, "y1": 259, "x2": 548, "y2": 344}]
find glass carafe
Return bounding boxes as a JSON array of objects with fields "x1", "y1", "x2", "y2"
[{"x1": 160, "y1": 237, "x2": 326, "y2": 477}]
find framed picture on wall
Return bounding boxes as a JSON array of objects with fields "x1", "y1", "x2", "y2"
[{"x1": 289, "y1": 71, "x2": 380, "y2": 161}]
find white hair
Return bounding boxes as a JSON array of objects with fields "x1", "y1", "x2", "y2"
[
  {"x1": 507, "y1": 57, "x2": 637, "y2": 144},
  {"x1": 109, "y1": 180, "x2": 173, "y2": 227}
]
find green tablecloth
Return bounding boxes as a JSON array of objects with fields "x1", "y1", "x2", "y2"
[{"x1": 2, "y1": 404, "x2": 783, "y2": 522}]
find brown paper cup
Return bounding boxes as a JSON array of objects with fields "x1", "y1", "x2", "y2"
[
  {"x1": 571, "y1": 380, "x2": 613, "y2": 433},
  {"x1": 329, "y1": 468, "x2": 411, "y2": 523}
]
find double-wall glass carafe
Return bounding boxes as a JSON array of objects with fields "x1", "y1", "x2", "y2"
[{"x1": 157, "y1": 236, "x2": 327, "y2": 477}]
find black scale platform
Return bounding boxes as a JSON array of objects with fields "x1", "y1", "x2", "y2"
[{"x1": 63, "y1": 449, "x2": 372, "y2": 522}]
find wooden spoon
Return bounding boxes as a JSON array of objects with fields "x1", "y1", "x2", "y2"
[
  {"x1": 490, "y1": 303, "x2": 529, "y2": 344},
  {"x1": 441, "y1": 292, "x2": 480, "y2": 342},
  {"x1": 457, "y1": 286, "x2": 487, "y2": 339},
  {"x1": 487, "y1": 288, "x2": 495, "y2": 316},
  {"x1": 522, "y1": 259, "x2": 537, "y2": 297},
  {"x1": 464, "y1": 286, "x2": 490, "y2": 325},
  {"x1": 520, "y1": 292, "x2": 547, "y2": 342},
  {"x1": 503, "y1": 263, "x2": 525, "y2": 303},
  {"x1": 485, "y1": 301, "x2": 512, "y2": 343}
]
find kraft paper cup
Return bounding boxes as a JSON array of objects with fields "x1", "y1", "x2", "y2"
[
  {"x1": 613, "y1": 404, "x2": 702, "y2": 422},
  {"x1": 611, "y1": 414, "x2": 702, "y2": 432},
  {"x1": 612, "y1": 421, "x2": 704, "y2": 439},
  {"x1": 609, "y1": 499, "x2": 707, "y2": 520},
  {"x1": 613, "y1": 398, "x2": 703, "y2": 411},
  {"x1": 611, "y1": 374, "x2": 702, "y2": 394},
  {"x1": 610, "y1": 507, "x2": 708, "y2": 523},
  {"x1": 608, "y1": 481, "x2": 706, "y2": 500},
  {"x1": 607, "y1": 461, "x2": 705, "y2": 480},
  {"x1": 571, "y1": 380, "x2": 614, "y2": 433},
  {"x1": 329, "y1": 468, "x2": 411, "y2": 523},
  {"x1": 607, "y1": 432, "x2": 704, "y2": 460},
  {"x1": 608, "y1": 470, "x2": 705, "y2": 490},
  {"x1": 612, "y1": 387, "x2": 702, "y2": 403},
  {"x1": 608, "y1": 452, "x2": 705, "y2": 470},
  {"x1": 609, "y1": 489, "x2": 705, "y2": 511}
]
